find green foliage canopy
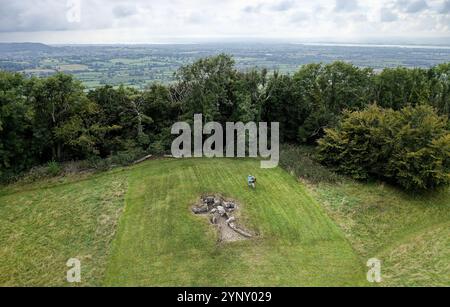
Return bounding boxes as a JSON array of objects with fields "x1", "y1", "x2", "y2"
[{"x1": 318, "y1": 104, "x2": 450, "y2": 190}]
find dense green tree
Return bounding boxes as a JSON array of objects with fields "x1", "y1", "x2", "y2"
[
  {"x1": 373, "y1": 67, "x2": 430, "y2": 109},
  {"x1": 174, "y1": 54, "x2": 241, "y2": 124},
  {"x1": 0, "y1": 56, "x2": 449, "y2": 184},
  {"x1": 318, "y1": 104, "x2": 450, "y2": 190},
  {"x1": 143, "y1": 83, "x2": 181, "y2": 152},
  {"x1": 428, "y1": 63, "x2": 450, "y2": 117},
  {"x1": 231, "y1": 69, "x2": 268, "y2": 123},
  {"x1": 173, "y1": 54, "x2": 272, "y2": 125},
  {"x1": 0, "y1": 72, "x2": 34, "y2": 179},
  {"x1": 89, "y1": 85, "x2": 154, "y2": 154},
  {"x1": 28, "y1": 73, "x2": 118, "y2": 161},
  {"x1": 87, "y1": 85, "x2": 126, "y2": 156},
  {"x1": 28, "y1": 73, "x2": 90, "y2": 160},
  {"x1": 291, "y1": 62, "x2": 374, "y2": 144},
  {"x1": 263, "y1": 72, "x2": 300, "y2": 142},
  {"x1": 387, "y1": 105, "x2": 450, "y2": 190}
]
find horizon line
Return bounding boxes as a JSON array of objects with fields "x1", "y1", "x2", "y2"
[{"x1": 2, "y1": 40, "x2": 450, "y2": 49}]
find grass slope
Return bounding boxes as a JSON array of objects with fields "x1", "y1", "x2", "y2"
[
  {"x1": 308, "y1": 180, "x2": 450, "y2": 286},
  {"x1": 3, "y1": 157, "x2": 447, "y2": 286},
  {"x1": 0, "y1": 171, "x2": 128, "y2": 286},
  {"x1": 104, "y1": 159, "x2": 366, "y2": 286}
]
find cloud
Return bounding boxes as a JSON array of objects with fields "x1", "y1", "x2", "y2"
[
  {"x1": 244, "y1": 0, "x2": 296, "y2": 14},
  {"x1": 406, "y1": 0, "x2": 428, "y2": 13},
  {"x1": 186, "y1": 11, "x2": 211, "y2": 24},
  {"x1": 334, "y1": 0, "x2": 359, "y2": 12},
  {"x1": 243, "y1": 4, "x2": 263, "y2": 14},
  {"x1": 290, "y1": 11, "x2": 310, "y2": 24},
  {"x1": 0, "y1": 0, "x2": 448, "y2": 43},
  {"x1": 439, "y1": 0, "x2": 450, "y2": 14},
  {"x1": 0, "y1": 0, "x2": 120, "y2": 32},
  {"x1": 113, "y1": 4, "x2": 138, "y2": 18},
  {"x1": 380, "y1": 7, "x2": 399, "y2": 22},
  {"x1": 0, "y1": 1, "x2": 71, "y2": 32},
  {"x1": 394, "y1": 0, "x2": 429, "y2": 14},
  {"x1": 271, "y1": 0, "x2": 296, "y2": 12}
]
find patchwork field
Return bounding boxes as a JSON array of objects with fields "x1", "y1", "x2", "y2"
[{"x1": 0, "y1": 158, "x2": 448, "y2": 286}]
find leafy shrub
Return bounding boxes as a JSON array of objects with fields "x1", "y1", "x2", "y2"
[
  {"x1": 18, "y1": 166, "x2": 50, "y2": 183},
  {"x1": 110, "y1": 148, "x2": 147, "y2": 166},
  {"x1": 60, "y1": 160, "x2": 89, "y2": 175},
  {"x1": 19, "y1": 162, "x2": 63, "y2": 183},
  {"x1": 318, "y1": 104, "x2": 450, "y2": 190},
  {"x1": 280, "y1": 144, "x2": 341, "y2": 183},
  {"x1": 47, "y1": 161, "x2": 62, "y2": 177},
  {"x1": 87, "y1": 156, "x2": 112, "y2": 171},
  {"x1": 148, "y1": 140, "x2": 166, "y2": 156}
]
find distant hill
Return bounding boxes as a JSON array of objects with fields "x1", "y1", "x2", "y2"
[{"x1": 0, "y1": 42, "x2": 53, "y2": 53}]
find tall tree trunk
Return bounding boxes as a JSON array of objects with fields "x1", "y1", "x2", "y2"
[{"x1": 57, "y1": 143, "x2": 62, "y2": 161}]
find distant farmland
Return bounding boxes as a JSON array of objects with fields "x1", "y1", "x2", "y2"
[{"x1": 1, "y1": 42, "x2": 449, "y2": 89}]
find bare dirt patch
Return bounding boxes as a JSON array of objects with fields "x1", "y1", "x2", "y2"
[{"x1": 192, "y1": 194, "x2": 254, "y2": 243}]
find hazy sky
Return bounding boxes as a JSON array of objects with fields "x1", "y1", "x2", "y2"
[{"x1": 0, "y1": 0, "x2": 449, "y2": 44}]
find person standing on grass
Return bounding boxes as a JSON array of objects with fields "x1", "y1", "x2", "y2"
[{"x1": 248, "y1": 175, "x2": 256, "y2": 189}]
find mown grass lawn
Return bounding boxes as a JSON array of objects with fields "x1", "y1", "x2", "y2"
[
  {"x1": 104, "y1": 158, "x2": 367, "y2": 286},
  {"x1": 1, "y1": 157, "x2": 447, "y2": 286},
  {"x1": 0, "y1": 159, "x2": 366, "y2": 286}
]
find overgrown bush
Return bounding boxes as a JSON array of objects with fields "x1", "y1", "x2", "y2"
[
  {"x1": 280, "y1": 145, "x2": 341, "y2": 183},
  {"x1": 318, "y1": 104, "x2": 450, "y2": 190},
  {"x1": 148, "y1": 140, "x2": 167, "y2": 156},
  {"x1": 19, "y1": 165, "x2": 52, "y2": 183},
  {"x1": 46, "y1": 161, "x2": 62, "y2": 177},
  {"x1": 110, "y1": 148, "x2": 147, "y2": 166},
  {"x1": 87, "y1": 156, "x2": 112, "y2": 171}
]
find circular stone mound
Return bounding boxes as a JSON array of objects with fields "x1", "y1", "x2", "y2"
[{"x1": 191, "y1": 194, "x2": 253, "y2": 242}]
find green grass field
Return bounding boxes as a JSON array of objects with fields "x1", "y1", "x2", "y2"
[
  {"x1": 0, "y1": 170, "x2": 128, "y2": 286},
  {"x1": 0, "y1": 158, "x2": 448, "y2": 286},
  {"x1": 104, "y1": 159, "x2": 366, "y2": 286},
  {"x1": 308, "y1": 180, "x2": 450, "y2": 286}
]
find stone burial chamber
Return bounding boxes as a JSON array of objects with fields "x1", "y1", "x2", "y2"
[{"x1": 191, "y1": 195, "x2": 253, "y2": 242}]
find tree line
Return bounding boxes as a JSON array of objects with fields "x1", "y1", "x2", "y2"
[{"x1": 1, "y1": 54, "x2": 449, "y2": 183}]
